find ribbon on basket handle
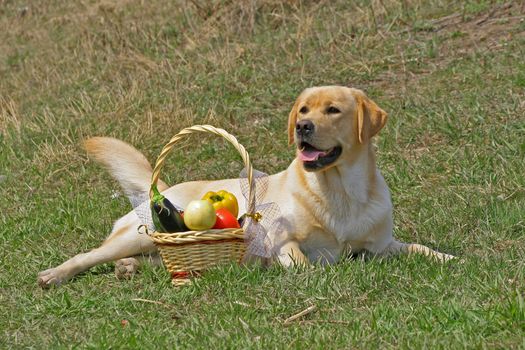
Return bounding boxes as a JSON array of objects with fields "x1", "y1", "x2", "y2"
[
  {"x1": 130, "y1": 191, "x2": 153, "y2": 233},
  {"x1": 239, "y1": 168, "x2": 281, "y2": 258}
]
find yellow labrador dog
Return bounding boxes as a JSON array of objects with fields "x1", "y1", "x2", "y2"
[{"x1": 38, "y1": 86, "x2": 454, "y2": 287}]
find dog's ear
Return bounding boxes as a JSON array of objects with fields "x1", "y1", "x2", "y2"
[
  {"x1": 287, "y1": 98, "x2": 300, "y2": 146},
  {"x1": 354, "y1": 92, "x2": 388, "y2": 144}
]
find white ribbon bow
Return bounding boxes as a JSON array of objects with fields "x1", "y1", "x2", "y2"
[{"x1": 240, "y1": 169, "x2": 282, "y2": 258}]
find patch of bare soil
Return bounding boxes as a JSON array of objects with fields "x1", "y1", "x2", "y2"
[
  {"x1": 372, "y1": 2, "x2": 525, "y2": 94},
  {"x1": 432, "y1": 2, "x2": 524, "y2": 55}
]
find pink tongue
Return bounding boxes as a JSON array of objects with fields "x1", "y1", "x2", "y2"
[{"x1": 299, "y1": 149, "x2": 327, "y2": 162}]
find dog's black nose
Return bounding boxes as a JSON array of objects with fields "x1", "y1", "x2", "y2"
[{"x1": 296, "y1": 120, "x2": 314, "y2": 137}]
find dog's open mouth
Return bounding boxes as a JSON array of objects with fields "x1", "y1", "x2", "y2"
[{"x1": 298, "y1": 142, "x2": 342, "y2": 170}]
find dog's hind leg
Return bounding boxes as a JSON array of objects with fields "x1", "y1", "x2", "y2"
[
  {"x1": 114, "y1": 253, "x2": 163, "y2": 279},
  {"x1": 381, "y1": 240, "x2": 455, "y2": 262},
  {"x1": 37, "y1": 215, "x2": 156, "y2": 288}
]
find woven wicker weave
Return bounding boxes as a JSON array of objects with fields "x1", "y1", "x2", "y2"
[{"x1": 148, "y1": 125, "x2": 255, "y2": 286}]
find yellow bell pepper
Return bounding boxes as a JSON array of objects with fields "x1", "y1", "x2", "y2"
[{"x1": 202, "y1": 190, "x2": 239, "y2": 218}]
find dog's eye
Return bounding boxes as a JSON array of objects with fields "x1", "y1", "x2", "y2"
[
  {"x1": 299, "y1": 106, "x2": 309, "y2": 114},
  {"x1": 327, "y1": 106, "x2": 341, "y2": 114}
]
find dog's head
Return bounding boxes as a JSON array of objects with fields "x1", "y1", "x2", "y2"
[{"x1": 287, "y1": 86, "x2": 387, "y2": 171}]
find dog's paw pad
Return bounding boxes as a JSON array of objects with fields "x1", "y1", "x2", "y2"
[
  {"x1": 115, "y1": 258, "x2": 139, "y2": 279},
  {"x1": 37, "y1": 268, "x2": 65, "y2": 288}
]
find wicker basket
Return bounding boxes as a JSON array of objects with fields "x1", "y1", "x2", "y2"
[{"x1": 148, "y1": 125, "x2": 257, "y2": 286}]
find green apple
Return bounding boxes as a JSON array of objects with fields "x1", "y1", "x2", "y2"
[{"x1": 183, "y1": 200, "x2": 217, "y2": 230}]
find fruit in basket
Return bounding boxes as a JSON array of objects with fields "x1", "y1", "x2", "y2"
[
  {"x1": 202, "y1": 190, "x2": 239, "y2": 218},
  {"x1": 213, "y1": 208, "x2": 241, "y2": 229},
  {"x1": 183, "y1": 200, "x2": 217, "y2": 230},
  {"x1": 150, "y1": 185, "x2": 187, "y2": 232}
]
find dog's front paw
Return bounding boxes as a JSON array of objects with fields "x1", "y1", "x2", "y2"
[
  {"x1": 277, "y1": 253, "x2": 296, "y2": 268},
  {"x1": 115, "y1": 257, "x2": 140, "y2": 279},
  {"x1": 37, "y1": 267, "x2": 68, "y2": 288},
  {"x1": 277, "y1": 253, "x2": 312, "y2": 269}
]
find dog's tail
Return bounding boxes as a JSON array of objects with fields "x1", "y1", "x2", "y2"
[{"x1": 84, "y1": 137, "x2": 169, "y2": 197}]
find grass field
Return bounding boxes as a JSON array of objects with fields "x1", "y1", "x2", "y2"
[{"x1": 1, "y1": 0, "x2": 524, "y2": 348}]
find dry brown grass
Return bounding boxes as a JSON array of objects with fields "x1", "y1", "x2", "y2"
[{"x1": 1, "y1": 1, "x2": 523, "y2": 190}]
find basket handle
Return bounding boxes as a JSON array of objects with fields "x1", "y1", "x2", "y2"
[{"x1": 149, "y1": 125, "x2": 256, "y2": 215}]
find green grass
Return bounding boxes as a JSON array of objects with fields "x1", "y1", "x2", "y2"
[{"x1": 1, "y1": 0, "x2": 524, "y2": 348}]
